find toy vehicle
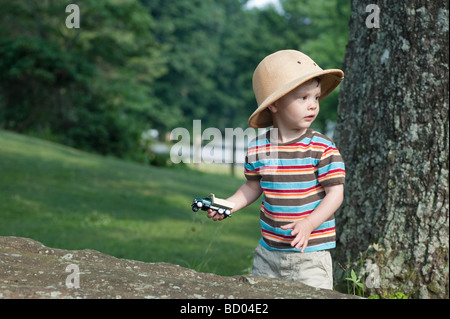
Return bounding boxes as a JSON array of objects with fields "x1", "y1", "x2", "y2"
[{"x1": 191, "y1": 193, "x2": 234, "y2": 219}]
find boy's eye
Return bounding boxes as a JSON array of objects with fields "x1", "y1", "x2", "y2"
[{"x1": 299, "y1": 96, "x2": 320, "y2": 101}]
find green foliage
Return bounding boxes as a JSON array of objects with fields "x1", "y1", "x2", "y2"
[
  {"x1": 368, "y1": 291, "x2": 409, "y2": 299},
  {"x1": 0, "y1": 36, "x2": 92, "y2": 127},
  {"x1": 340, "y1": 257, "x2": 411, "y2": 299},
  {"x1": 346, "y1": 269, "x2": 365, "y2": 297},
  {"x1": 0, "y1": 0, "x2": 350, "y2": 157},
  {"x1": 0, "y1": 0, "x2": 165, "y2": 157}
]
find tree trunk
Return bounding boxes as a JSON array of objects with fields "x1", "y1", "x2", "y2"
[{"x1": 333, "y1": 0, "x2": 448, "y2": 298}]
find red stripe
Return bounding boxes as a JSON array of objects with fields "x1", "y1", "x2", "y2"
[
  {"x1": 263, "y1": 165, "x2": 315, "y2": 170},
  {"x1": 311, "y1": 226, "x2": 335, "y2": 235}
]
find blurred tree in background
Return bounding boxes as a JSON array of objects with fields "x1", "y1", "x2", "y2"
[
  {"x1": 0, "y1": 0, "x2": 350, "y2": 158},
  {"x1": 0, "y1": 0, "x2": 166, "y2": 157}
]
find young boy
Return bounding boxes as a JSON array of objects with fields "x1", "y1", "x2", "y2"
[{"x1": 207, "y1": 50, "x2": 345, "y2": 290}]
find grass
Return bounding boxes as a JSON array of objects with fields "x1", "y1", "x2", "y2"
[{"x1": 0, "y1": 129, "x2": 262, "y2": 276}]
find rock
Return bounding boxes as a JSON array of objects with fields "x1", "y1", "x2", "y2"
[{"x1": 0, "y1": 236, "x2": 357, "y2": 299}]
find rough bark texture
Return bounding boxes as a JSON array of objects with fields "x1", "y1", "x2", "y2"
[{"x1": 333, "y1": 0, "x2": 449, "y2": 298}]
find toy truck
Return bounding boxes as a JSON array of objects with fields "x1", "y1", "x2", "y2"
[{"x1": 191, "y1": 193, "x2": 235, "y2": 219}]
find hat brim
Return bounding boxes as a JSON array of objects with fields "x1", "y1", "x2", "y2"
[{"x1": 248, "y1": 69, "x2": 344, "y2": 128}]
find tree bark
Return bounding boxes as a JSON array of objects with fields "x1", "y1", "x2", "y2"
[{"x1": 333, "y1": 0, "x2": 448, "y2": 298}]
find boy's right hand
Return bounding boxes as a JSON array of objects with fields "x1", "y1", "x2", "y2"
[{"x1": 206, "y1": 208, "x2": 226, "y2": 221}]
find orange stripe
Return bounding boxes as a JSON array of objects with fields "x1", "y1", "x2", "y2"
[
  {"x1": 319, "y1": 172, "x2": 345, "y2": 181},
  {"x1": 321, "y1": 149, "x2": 339, "y2": 156},
  {"x1": 265, "y1": 188, "x2": 322, "y2": 198},
  {"x1": 262, "y1": 212, "x2": 307, "y2": 221},
  {"x1": 262, "y1": 233, "x2": 291, "y2": 242},
  {"x1": 310, "y1": 230, "x2": 335, "y2": 238}
]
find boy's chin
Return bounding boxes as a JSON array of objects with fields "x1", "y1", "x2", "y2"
[{"x1": 295, "y1": 123, "x2": 313, "y2": 130}]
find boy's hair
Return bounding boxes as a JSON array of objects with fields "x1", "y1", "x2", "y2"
[
  {"x1": 311, "y1": 76, "x2": 322, "y2": 87},
  {"x1": 265, "y1": 77, "x2": 322, "y2": 115},
  {"x1": 304, "y1": 76, "x2": 322, "y2": 88}
]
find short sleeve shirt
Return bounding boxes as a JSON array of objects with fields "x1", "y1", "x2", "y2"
[{"x1": 244, "y1": 129, "x2": 345, "y2": 252}]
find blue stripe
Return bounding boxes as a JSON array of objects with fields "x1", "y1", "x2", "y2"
[
  {"x1": 260, "y1": 219, "x2": 293, "y2": 236},
  {"x1": 263, "y1": 199, "x2": 321, "y2": 213},
  {"x1": 260, "y1": 219, "x2": 335, "y2": 235},
  {"x1": 251, "y1": 158, "x2": 319, "y2": 167},
  {"x1": 318, "y1": 163, "x2": 345, "y2": 179},
  {"x1": 318, "y1": 162, "x2": 345, "y2": 172},
  {"x1": 311, "y1": 136, "x2": 333, "y2": 146},
  {"x1": 244, "y1": 162, "x2": 255, "y2": 171},
  {"x1": 260, "y1": 180, "x2": 319, "y2": 190},
  {"x1": 249, "y1": 137, "x2": 269, "y2": 147}
]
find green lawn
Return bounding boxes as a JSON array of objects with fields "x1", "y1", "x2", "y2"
[{"x1": 0, "y1": 130, "x2": 262, "y2": 276}]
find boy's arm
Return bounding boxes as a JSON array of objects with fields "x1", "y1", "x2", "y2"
[
  {"x1": 207, "y1": 179, "x2": 262, "y2": 221},
  {"x1": 280, "y1": 184, "x2": 344, "y2": 252}
]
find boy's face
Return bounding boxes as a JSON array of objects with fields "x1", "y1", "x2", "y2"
[{"x1": 269, "y1": 79, "x2": 321, "y2": 132}]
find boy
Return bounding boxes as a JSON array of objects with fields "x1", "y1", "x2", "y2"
[{"x1": 207, "y1": 50, "x2": 345, "y2": 290}]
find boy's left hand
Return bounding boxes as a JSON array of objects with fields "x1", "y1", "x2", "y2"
[{"x1": 280, "y1": 219, "x2": 314, "y2": 253}]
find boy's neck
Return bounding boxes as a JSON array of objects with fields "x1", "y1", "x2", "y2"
[{"x1": 271, "y1": 126, "x2": 309, "y2": 144}]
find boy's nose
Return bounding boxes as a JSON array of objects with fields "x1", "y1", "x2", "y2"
[{"x1": 307, "y1": 101, "x2": 318, "y2": 110}]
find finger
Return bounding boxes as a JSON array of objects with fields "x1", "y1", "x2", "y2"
[
  {"x1": 293, "y1": 236, "x2": 308, "y2": 251},
  {"x1": 207, "y1": 209, "x2": 216, "y2": 219},
  {"x1": 289, "y1": 223, "x2": 302, "y2": 236},
  {"x1": 290, "y1": 233, "x2": 300, "y2": 247},
  {"x1": 292, "y1": 234, "x2": 305, "y2": 249},
  {"x1": 300, "y1": 238, "x2": 309, "y2": 253},
  {"x1": 280, "y1": 222, "x2": 295, "y2": 230},
  {"x1": 294, "y1": 238, "x2": 304, "y2": 250}
]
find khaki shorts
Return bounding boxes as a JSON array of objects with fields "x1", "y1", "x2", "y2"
[{"x1": 251, "y1": 243, "x2": 333, "y2": 290}]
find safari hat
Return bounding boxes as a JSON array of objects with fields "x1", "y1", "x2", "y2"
[{"x1": 248, "y1": 50, "x2": 344, "y2": 128}]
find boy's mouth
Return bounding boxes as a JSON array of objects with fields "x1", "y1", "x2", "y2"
[{"x1": 304, "y1": 115, "x2": 315, "y2": 121}]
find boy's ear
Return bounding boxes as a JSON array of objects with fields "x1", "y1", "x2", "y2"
[{"x1": 267, "y1": 103, "x2": 277, "y2": 113}]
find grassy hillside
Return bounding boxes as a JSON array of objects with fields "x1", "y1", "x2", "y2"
[{"x1": 0, "y1": 130, "x2": 261, "y2": 276}]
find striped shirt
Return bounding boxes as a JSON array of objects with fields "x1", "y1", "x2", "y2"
[{"x1": 244, "y1": 129, "x2": 345, "y2": 252}]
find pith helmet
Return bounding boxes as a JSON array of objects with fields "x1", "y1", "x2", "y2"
[{"x1": 248, "y1": 50, "x2": 344, "y2": 128}]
